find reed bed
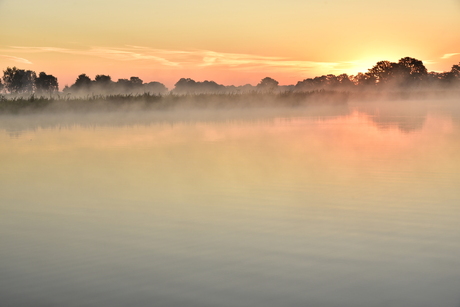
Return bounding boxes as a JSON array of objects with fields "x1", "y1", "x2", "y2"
[{"x1": 0, "y1": 90, "x2": 349, "y2": 114}]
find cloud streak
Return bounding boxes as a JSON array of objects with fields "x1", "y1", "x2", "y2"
[
  {"x1": 0, "y1": 55, "x2": 32, "y2": 64},
  {"x1": 6, "y1": 46, "x2": 180, "y2": 67},
  {"x1": 196, "y1": 50, "x2": 339, "y2": 72},
  {"x1": 3, "y1": 46, "x2": 444, "y2": 78},
  {"x1": 2, "y1": 45, "x2": 350, "y2": 74},
  {"x1": 441, "y1": 53, "x2": 460, "y2": 59}
]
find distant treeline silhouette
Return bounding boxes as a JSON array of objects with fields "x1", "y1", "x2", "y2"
[{"x1": 1, "y1": 57, "x2": 459, "y2": 96}]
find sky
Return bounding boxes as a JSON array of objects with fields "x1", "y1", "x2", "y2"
[{"x1": 1, "y1": 0, "x2": 460, "y2": 88}]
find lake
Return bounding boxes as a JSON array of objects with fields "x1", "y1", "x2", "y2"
[{"x1": 1, "y1": 101, "x2": 459, "y2": 307}]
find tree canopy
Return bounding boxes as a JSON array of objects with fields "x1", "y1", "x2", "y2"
[
  {"x1": 257, "y1": 77, "x2": 279, "y2": 92},
  {"x1": 35, "y1": 72, "x2": 59, "y2": 94},
  {"x1": 1, "y1": 57, "x2": 459, "y2": 97},
  {"x1": 2, "y1": 67, "x2": 37, "y2": 94}
]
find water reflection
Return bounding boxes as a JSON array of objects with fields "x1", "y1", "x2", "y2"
[
  {"x1": 0, "y1": 103, "x2": 459, "y2": 307},
  {"x1": 0, "y1": 105, "x2": 350, "y2": 137},
  {"x1": 3, "y1": 100, "x2": 458, "y2": 137}
]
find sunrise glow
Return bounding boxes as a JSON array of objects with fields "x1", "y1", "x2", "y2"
[{"x1": 1, "y1": 0, "x2": 459, "y2": 89}]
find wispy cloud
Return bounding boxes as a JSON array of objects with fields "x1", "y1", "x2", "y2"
[
  {"x1": 422, "y1": 59, "x2": 437, "y2": 65},
  {"x1": 0, "y1": 55, "x2": 32, "y2": 64},
  {"x1": 87, "y1": 48, "x2": 180, "y2": 66},
  {"x1": 2, "y1": 45, "x2": 355, "y2": 75},
  {"x1": 10, "y1": 46, "x2": 70, "y2": 53},
  {"x1": 195, "y1": 50, "x2": 337, "y2": 72},
  {"x1": 441, "y1": 53, "x2": 460, "y2": 59},
  {"x1": 6, "y1": 46, "x2": 181, "y2": 67}
]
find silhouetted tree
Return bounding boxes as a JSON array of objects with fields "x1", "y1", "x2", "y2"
[
  {"x1": 236, "y1": 84, "x2": 255, "y2": 93},
  {"x1": 325, "y1": 74, "x2": 345, "y2": 87},
  {"x1": 366, "y1": 61, "x2": 397, "y2": 85},
  {"x1": 94, "y1": 74, "x2": 111, "y2": 83},
  {"x1": 3, "y1": 67, "x2": 23, "y2": 93},
  {"x1": 435, "y1": 63, "x2": 460, "y2": 85},
  {"x1": 73, "y1": 74, "x2": 92, "y2": 90},
  {"x1": 130, "y1": 76, "x2": 143, "y2": 87},
  {"x1": 91, "y1": 74, "x2": 113, "y2": 94},
  {"x1": 295, "y1": 78, "x2": 315, "y2": 91},
  {"x1": 257, "y1": 77, "x2": 279, "y2": 92},
  {"x1": 296, "y1": 74, "x2": 356, "y2": 91},
  {"x1": 439, "y1": 72, "x2": 454, "y2": 85},
  {"x1": 361, "y1": 58, "x2": 428, "y2": 87},
  {"x1": 202, "y1": 80, "x2": 225, "y2": 92},
  {"x1": 94, "y1": 75, "x2": 112, "y2": 87},
  {"x1": 173, "y1": 78, "x2": 197, "y2": 94},
  {"x1": 396, "y1": 57, "x2": 427, "y2": 85},
  {"x1": 398, "y1": 57, "x2": 427, "y2": 78},
  {"x1": 2, "y1": 67, "x2": 36, "y2": 94},
  {"x1": 115, "y1": 76, "x2": 151, "y2": 94},
  {"x1": 425, "y1": 71, "x2": 441, "y2": 85},
  {"x1": 350, "y1": 72, "x2": 376, "y2": 86},
  {"x1": 336, "y1": 74, "x2": 354, "y2": 87},
  {"x1": 35, "y1": 72, "x2": 59, "y2": 95},
  {"x1": 450, "y1": 63, "x2": 460, "y2": 79},
  {"x1": 116, "y1": 78, "x2": 131, "y2": 88},
  {"x1": 172, "y1": 78, "x2": 226, "y2": 94},
  {"x1": 143, "y1": 81, "x2": 168, "y2": 95}
]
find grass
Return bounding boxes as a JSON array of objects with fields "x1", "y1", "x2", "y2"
[{"x1": 0, "y1": 90, "x2": 349, "y2": 114}]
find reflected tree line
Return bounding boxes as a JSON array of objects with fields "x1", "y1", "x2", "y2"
[{"x1": 1, "y1": 57, "x2": 459, "y2": 96}]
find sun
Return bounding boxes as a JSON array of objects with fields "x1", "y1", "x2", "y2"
[{"x1": 343, "y1": 53, "x2": 407, "y2": 76}]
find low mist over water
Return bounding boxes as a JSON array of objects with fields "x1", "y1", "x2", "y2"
[{"x1": 1, "y1": 102, "x2": 460, "y2": 307}]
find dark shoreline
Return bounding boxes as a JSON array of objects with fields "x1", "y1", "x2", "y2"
[
  {"x1": 0, "y1": 90, "x2": 348, "y2": 114},
  {"x1": 0, "y1": 89, "x2": 459, "y2": 114}
]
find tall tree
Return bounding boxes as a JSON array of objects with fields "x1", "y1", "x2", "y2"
[
  {"x1": 143, "y1": 81, "x2": 168, "y2": 95},
  {"x1": 2, "y1": 67, "x2": 36, "y2": 94},
  {"x1": 35, "y1": 72, "x2": 59, "y2": 94},
  {"x1": 352, "y1": 72, "x2": 377, "y2": 86},
  {"x1": 295, "y1": 78, "x2": 315, "y2": 91},
  {"x1": 336, "y1": 74, "x2": 353, "y2": 87},
  {"x1": 94, "y1": 74, "x2": 113, "y2": 93},
  {"x1": 438, "y1": 63, "x2": 460, "y2": 85},
  {"x1": 366, "y1": 61, "x2": 397, "y2": 85},
  {"x1": 173, "y1": 78, "x2": 197, "y2": 94},
  {"x1": 450, "y1": 63, "x2": 460, "y2": 79},
  {"x1": 397, "y1": 57, "x2": 427, "y2": 84},
  {"x1": 130, "y1": 76, "x2": 143, "y2": 87},
  {"x1": 94, "y1": 74, "x2": 112, "y2": 84},
  {"x1": 115, "y1": 76, "x2": 144, "y2": 94},
  {"x1": 73, "y1": 74, "x2": 92, "y2": 90},
  {"x1": 257, "y1": 77, "x2": 279, "y2": 92}
]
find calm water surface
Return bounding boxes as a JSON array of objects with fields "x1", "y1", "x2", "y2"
[{"x1": 1, "y1": 102, "x2": 459, "y2": 307}]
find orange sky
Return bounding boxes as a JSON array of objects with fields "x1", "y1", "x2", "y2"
[{"x1": 1, "y1": 0, "x2": 460, "y2": 89}]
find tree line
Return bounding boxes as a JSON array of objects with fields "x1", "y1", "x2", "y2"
[
  {"x1": 1, "y1": 57, "x2": 459, "y2": 96},
  {"x1": 1, "y1": 67, "x2": 59, "y2": 95},
  {"x1": 63, "y1": 74, "x2": 168, "y2": 96},
  {"x1": 294, "y1": 57, "x2": 460, "y2": 91}
]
